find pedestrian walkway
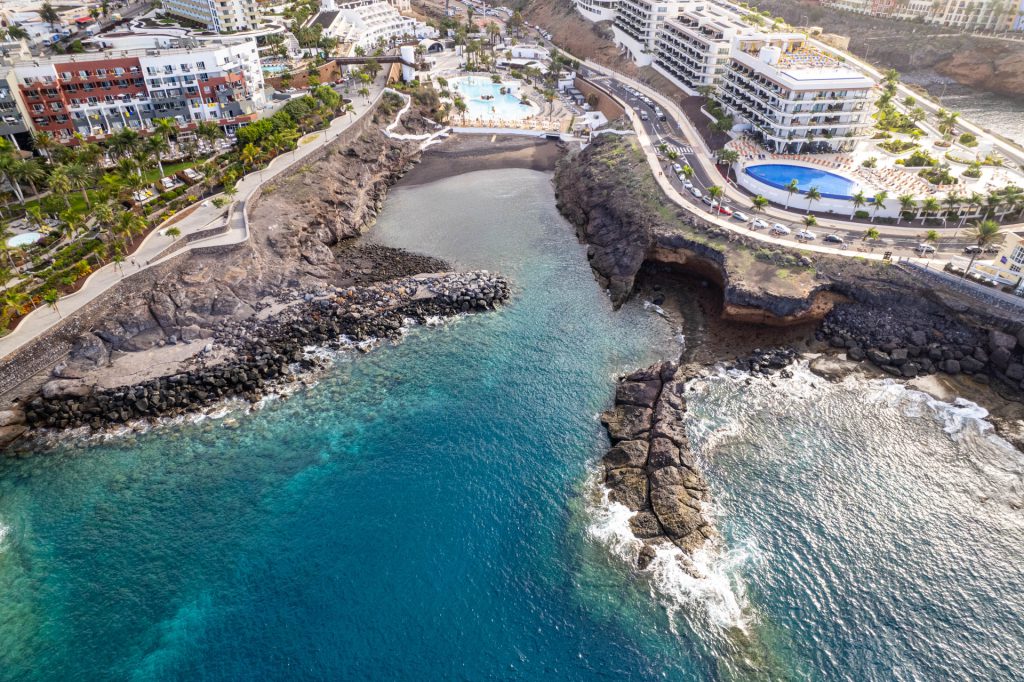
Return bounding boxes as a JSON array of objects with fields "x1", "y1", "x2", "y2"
[{"x1": 0, "y1": 78, "x2": 389, "y2": 362}]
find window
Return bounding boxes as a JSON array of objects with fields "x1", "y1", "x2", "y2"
[
  {"x1": 97, "y1": 69, "x2": 107, "y2": 76},
  {"x1": 60, "y1": 72, "x2": 72, "y2": 80},
  {"x1": 78, "y1": 70, "x2": 89, "y2": 78}
]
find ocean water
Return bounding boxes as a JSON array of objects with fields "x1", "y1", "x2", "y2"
[{"x1": 1, "y1": 168, "x2": 1021, "y2": 681}]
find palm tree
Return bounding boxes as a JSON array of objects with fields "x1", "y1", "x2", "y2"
[
  {"x1": 59, "y1": 210, "x2": 84, "y2": 241},
  {"x1": 165, "y1": 226, "x2": 181, "y2": 241},
  {"x1": 0, "y1": 154, "x2": 24, "y2": 204},
  {"x1": 107, "y1": 128, "x2": 141, "y2": 160},
  {"x1": 680, "y1": 165, "x2": 694, "y2": 181},
  {"x1": 144, "y1": 134, "x2": 170, "y2": 178},
  {"x1": 65, "y1": 162, "x2": 93, "y2": 207},
  {"x1": 924, "y1": 229, "x2": 940, "y2": 249},
  {"x1": 48, "y1": 166, "x2": 72, "y2": 209},
  {"x1": 39, "y1": 2, "x2": 60, "y2": 31},
  {"x1": 152, "y1": 116, "x2": 177, "y2": 143},
  {"x1": 803, "y1": 214, "x2": 817, "y2": 228},
  {"x1": 0, "y1": 222, "x2": 16, "y2": 267},
  {"x1": 863, "y1": 226, "x2": 880, "y2": 242},
  {"x1": 871, "y1": 190, "x2": 889, "y2": 222},
  {"x1": 751, "y1": 194, "x2": 768, "y2": 217},
  {"x1": 707, "y1": 185, "x2": 724, "y2": 215},
  {"x1": 784, "y1": 179, "x2": 799, "y2": 209},
  {"x1": 897, "y1": 193, "x2": 917, "y2": 221},
  {"x1": 804, "y1": 186, "x2": 822, "y2": 214},
  {"x1": 358, "y1": 86, "x2": 370, "y2": 100},
  {"x1": 42, "y1": 288, "x2": 61, "y2": 318},
  {"x1": 31, "y1": 131, "x2": 58, "y2": 165},
  {"x1": 239, "y1": 143, "x2": 261, "y2": 172},
  {"x1": 12, "y1": 158, "x2": 46, "y2": 198},
  {"x1": 919, "y1": 196, "x2": 941, "y2": 225},
  {"x1": 453, "y1": 97, "x2": 468, "y2": 124},
  {"x1": 962, "y1": 219, "x2": 1001, "y2": 279},
  {"x1": 850, "y1": 190, "x2": 867, "y2": 219},
  {"x1": 715, "y1": 148, "x2": 740, "y2": 167},
  {"x1": 943, "y1": 191, "x2": 962, "y2": 224}
]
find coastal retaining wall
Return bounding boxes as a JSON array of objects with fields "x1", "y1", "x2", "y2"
[{"x1": 573, "y1": 76, "x2": 626, "y2": 121}]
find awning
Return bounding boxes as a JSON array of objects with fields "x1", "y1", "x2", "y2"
[{"x1": 75, "y1": 16, "x2": 92, "y2": 24}]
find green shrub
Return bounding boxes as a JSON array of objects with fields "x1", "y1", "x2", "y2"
[
  {"x1": 878, "y1": 139, "x2": 917, "y2": 154},
  {"x1": 854, "y1": 210, "x2": 870, "y2": 219},
  {"x1": 958, "y1": 132, "x2": 977, "y2": 147}
]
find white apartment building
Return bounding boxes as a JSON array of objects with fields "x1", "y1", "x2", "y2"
[
  {"x1": 317, "y1": 0, "x2": 418, "y2": 51},
  {"x1": 163, "y1": 0, "x2": 262, "y2": 33},
  {"x1": 820, "y1": 0, "x2": 1021, "y2": 30},
  {"x1": 717, "y1": 37, "x2": 875, "y2": 153},
  {"x1": 574, "y1": 0, "x2": 620, "y2": 22},
  {"x1": 613, "y1": 0, "x2": 685, "y2": 65},
  {"x1": 653, "y1": 2, "x2": 746, "y2": 93}
]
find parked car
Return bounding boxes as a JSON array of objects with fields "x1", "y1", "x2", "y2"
[
  {"x1": 770, "y1": 224, "x2": 791, "y2": 236},
  {"x1": 701, "y1": 195, "x2": 714, "y2": 206},
  {"x1": 682, "y1": 179, "x2": 693, "y2": 189},
  {"x1": 963, "y1": 245, "x2": 983, "y2": 254},
  {"x1": 731, "y1": 211, "x2": 750, "y2": 222},
  {"x1": 671, "y1": 163, "x2": 683, "y2": 174},
  {"x1": 824, "y1": 234, "x2": 845, "y2": 244},
  {"x1": 751, "y1": 218, "x2": 769, "y2": 230},
  {"x1": 690, "y1": 187, "x2": 702, "y2": 199},
  {"x1": 984, "y1": 244, "x2": 1001, "y2": 254},
  {"x1": 712, "y1": 203, "x2": 733, "y2": 216},
  {"x1": 796, "y1": 229, "x2": 817, "y2": 241},
  {"x1": 916, "y1": 243, "x2": 936, "y2": 254},
  {"x1": 640, "y1": 111, "x2": 649, "y2": 121}
]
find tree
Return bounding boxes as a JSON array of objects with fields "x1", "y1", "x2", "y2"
[
  {"x1": 707, "y1": 185, "x2": 724, "y2": 215},
  {"x1": 803, "y1": 214, "x2": 817, "y2": 228},
  {"x1": 363, "y1": 59, "x2": 381, "y2": 81},
  {"x1": 165, "y1": 226, "x2": 181, "y2": 241},
  {"x1": 943, "y1": 191, "x2": 962, "y2": 224},
  {"x1": 871, "y1": 190, "x2": 889, "y2": 222},
  {"x1": 924, "y1": 229, "x2": 940, "y2": 247},
  {"x1": 962, "y1": 219, "x2": 1001, "y2": 278},
  {"x1": 240, "y1": 143, "x2": 261, "y2": 171},
  {"x1": 508, "y1": 10, "x2": 524, "y2": 38},
  {"x1": 358, "y1": 86, "x2": 371, "y2": 100},
  {"x1": 784, "y1": 179, "x2": 799, "y2": 209},
  {"x1": 898, "y1": 193, "x2": 917, "y2": 220},
  {"x1": 39, "y1": 2, "x2": 60, "y2": 31},
  {"x1": 751, "y1": 194, "x2": 768, "y2": 216},
  {"x1": 680, "y1": 165, "x2": 694, "y2": 181},
  {"x1": 487, "y1": 22, "x2": 501, "y2": 46},
  {"x1": 11, "y1": 158, "x2": 46, "y2": 199},
  {"x1": 65, "y1": 162, "x2": 93, "y2": 207},
  {"x1": 0, "y1": 222, "x2": 17, "y2": 267},
  {"x1": 919, "y1": 196, "x2": 941, "y2": 224},
  {"x1": 863, "y1": 226, "x2": 880, "y2": 242},
  {"x1": 31, "y1": 131, "x2": 59, "y2": 163},
  {"x1": 42, "y1": 288, "x2": 61, "y2": 318},
  {"x1": 804, "y1": 186, "x2": 822, "y2": 214},
  {"x1": 48, "y1": 165, "x2": 73, "y2": 209},
  {"x1": 453, "y1": 96, "x2": 468, "y2": 124},
  {"x1": 850, "y1": 190, "x2": 867, "y2": 219},
  {"x1": 715, "y1": 148, "x2": 739, "y2": 166}
]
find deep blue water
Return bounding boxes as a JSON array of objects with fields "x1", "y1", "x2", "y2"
[
  {"x1": 744, "y1": 164, "x2": 859, "y2": 200},
  {"x1": 1, "y1": 168, "x2": 1022, "y2": 681}
]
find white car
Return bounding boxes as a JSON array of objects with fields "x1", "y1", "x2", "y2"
[
  {"x1": 916, "y1": 243, "x2": 936, "y2": 254},
  {"x1": 690, "y1": 187, "x2": 703, "y2": 199},
  {"x1": 701, "y1": 195, "x2": 714, "y2": 206},
  {"x1": 682, "y1": 179, "x2": 693, "y2": 189},
  {"x1": 770, "y1": 224, "x2": 791, "y2": 236},
  {"x1": 671, "y1": 163, "x2": 683, "y2": 174},
  {"x1": 640, "y1": 111, "x2": 649, "y2": 121},
  {"x1": 796, "y1": 230, "x2": 817, "y2": 240},
  {"x1": 751, "y1": 218, "x2": 769, "y2": 230},
  {"x1": 732, "y1": 211, "x2": 750, "y2": 222}
]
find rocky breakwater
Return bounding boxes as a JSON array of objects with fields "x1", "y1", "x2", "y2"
[
  {"x1": 819, "y1": 301, "x2": 1024, "y2": 391},
  {"x1": 599, "y1": 361, "x2": 716, "y2": 572},
  {"x1": 17, "y1": 272, "x2": 509, "y2": 440}
]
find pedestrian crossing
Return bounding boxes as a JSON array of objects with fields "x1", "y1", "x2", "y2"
[{"x1": 664, "y1": 144, "x2": 694, "y2": 156}]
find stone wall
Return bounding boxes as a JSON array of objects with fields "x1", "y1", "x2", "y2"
[{"x1": 574, "y1": 76, "x2": 625, "y2": 121}]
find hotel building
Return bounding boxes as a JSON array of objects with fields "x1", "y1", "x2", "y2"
[
  {"x1": 612, "y1": 0, "x2": 685, "y2": 66},
  {"x1": 716, "y1": 37, "x2": 875, "y2": 153},
  {"x1": 163, "y1": 0, "x2": 262, "y2": 33},
  {"x1": 11, "y1": 39, "x2": 265, "y2": 144},
  {"x1": 652, "y1": 2, "x2": 746, "y2": 92},
  {"x1": 574, "y1": 0, "x2": 620, "y2": 22},
  {"x1": 315, "y1": 0, "x2": 421, "y2": 51}
]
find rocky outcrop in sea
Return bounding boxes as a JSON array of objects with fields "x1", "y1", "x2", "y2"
[{"x1": 599, "y1": 362, "x2": 717, "y2": 570}]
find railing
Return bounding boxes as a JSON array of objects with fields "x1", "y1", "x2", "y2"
[{"x1": 900, "y1": 261, "x2": 1024, "y2": 314}]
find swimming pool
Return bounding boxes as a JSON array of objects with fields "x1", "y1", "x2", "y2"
[
  {"x1": 449, "y1": 76, "x2": 536, "y2": 121},
  {"x1": 6, "y1": 231, "x2": 43, "y2": 248},
  {"x1": 744, "y1": 164, "x2": 860, "y2": 201}
]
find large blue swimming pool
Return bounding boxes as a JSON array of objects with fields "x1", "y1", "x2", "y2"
[{"x1": 744, "y1": 164, "x2": 859, "y2": 200}]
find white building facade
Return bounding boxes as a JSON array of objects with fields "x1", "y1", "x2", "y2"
[
  {"x1": 163, "y1": 0, "x2": 262, "y2": 33},
  {"x1": 612, "y1": 0, "x2": 684, "y2": 66},
  {"x1": 652, "y1": 3, "x2": 745, "y2": 93},
  {"x1": 573, "y1": 0, "x2": 620, "y2": 22}
]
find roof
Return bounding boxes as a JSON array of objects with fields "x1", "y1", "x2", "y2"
[{"x1": 312, "y1": 11, "x2": 340, "y2": 29}]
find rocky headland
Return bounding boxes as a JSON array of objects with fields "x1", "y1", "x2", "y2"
[
  {"x1": 561, "y1": 133, "x2": 1024, "y2": 562},
  {"x1": 0, "y1": 100, "x2": 519, "y2": 450}
]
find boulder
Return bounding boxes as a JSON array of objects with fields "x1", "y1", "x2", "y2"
[
  {"x1": 991, "y1": 346, "x2": 1012, "y2": 370},
  {"x1": 41, "y1": 380, "x2": 93, "y2": 399},
  {"x1": 989, "y1": 329, "x2": 1017, "y2": 351},
  {"x1": 1006, "y1": 363, "x2": 1024, "y2": 382},
  {"x1": 69, "y1": 332, "x2": 109, "y2": 367},
  {"x1": 942, "y1": 359, "x2": 961, "y2": 375},
  {"x1": 605, "y1": 468, "x2": 649, "y2": 510},
  {"x1": 615, "y1": 379, "x2": 661, "y2": 408},
  {"x1": 866, "y1": 348, "x2": 890, "y2": 365},
  {"x1": 647, "y1": 437, "x2": 681, "y2": 469},
  {"x1": 0, "y1": 424, "x2": 27, "y2": 450},
  {"x1": 0, "y1": 409, "x2": 26, "y2": 428},
  {"x1": 637, "y1": 544, "x2": 657, "y2": 570},
  {"x1": 910, "y1": 330, "x2": 928, "y2": 347},
  {"x1": 600, "y1": 404, "x2": 653, "y2": 442},
  {"x1": 889, "y1": 348, "x2": 908, "y2": 366},
  {"x1": 603, "y1": 440, "x2": 649, "y2": 469},
  {"x1": 650, "y1": 485, "x2": 705, "y2": 539},
  {"x1": 629, "y1": 511, "x2": 663, "y2": 539},
  {"x1": 960, "y1": 356, "x2": 985, "y2": 373}
]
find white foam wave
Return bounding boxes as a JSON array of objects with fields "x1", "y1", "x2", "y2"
[
  {"x1": 863, "y1": 378, "x2": 993, "y2": 436},
  {"x1": 586, "y1": 481, "x2": 750, "y2": 632},
  {"x1": 642, "y1": 300, "x2": 669, "y2": 319},
  {"x1": 0, "y1": 521, "x2": 9, "y2": 551}
]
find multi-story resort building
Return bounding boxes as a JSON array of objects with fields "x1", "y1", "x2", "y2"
[
  {"x1": 163, "y1": 0, "x2": 262, "y2": 32},
  {"x1": 0, "y1": 67, "x2": 32, "y2": 148},
  {"x1": 574, "y1": 0, "x2": 620, "y2": 22},
  {"x1": 819, "y1": 0, "x2": 1023, "y2": 31},
  {"x1": 10, "y1": 38, "x2": 265, "y2": 144},
  {"x1": 315, "y1": 0, "x2": 423, "y2": 52},
  {"x1": 652, "y1": 2, "x2": 745, "y2": 92},
  {"x1": 612, "y1": 0, "x2": 685, "y2": 65},
  {"x1": 717, "y1": 37, "x2": 874, "y2": 153}
]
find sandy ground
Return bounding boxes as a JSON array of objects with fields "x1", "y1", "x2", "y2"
[
  {"x1": 401, "y1": 134, "x2": 562, "y2": 187},
  {"x1": 83, "y1": 341, "x2": 233, "y2": 390}
]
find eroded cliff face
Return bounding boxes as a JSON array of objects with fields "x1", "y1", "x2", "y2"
[
  {"x1": 935, "y1": 51, "x2": 1024, "y2": 100},
  {"x1": 554, "y1": 135, "x2": 830, "y2": 323}
]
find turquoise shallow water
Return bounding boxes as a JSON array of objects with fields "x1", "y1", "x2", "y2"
[{"x1": 1, "y1": 168, "x2": 1022, "y2": 681}]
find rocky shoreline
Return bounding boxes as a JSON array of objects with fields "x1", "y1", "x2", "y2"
[
  {"x1": 600, "y1": 361, "x2": 716, "y2": 572},
  {"x1": 3, "y1": 272, "x2": 509, "y2": 448}
]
